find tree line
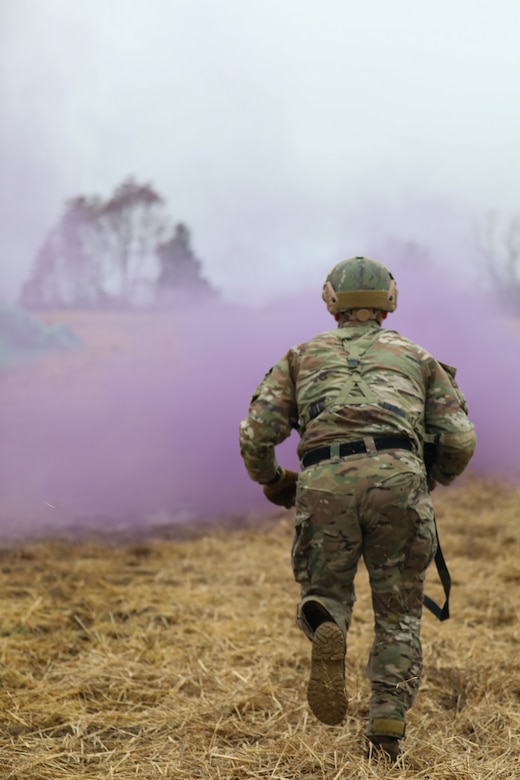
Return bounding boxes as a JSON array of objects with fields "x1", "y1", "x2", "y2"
[
  {"x1": 20, "y1": 177, "x2": 216, "y2": 309},
  {"x1": 19, "y1": 178, "x2": 520, "y2": 314},
  {"x1": 475, "y1": 212, "x2": 520, "y2": 315}
]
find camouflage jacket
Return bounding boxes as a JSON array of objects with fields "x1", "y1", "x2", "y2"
[{"x1": 239, "y1": 320, "x2": 476, "y2": 485}]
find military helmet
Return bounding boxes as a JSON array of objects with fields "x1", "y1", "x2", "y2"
[{"x1": 322, "y1": 256, "x2": 398, "y2": 317}]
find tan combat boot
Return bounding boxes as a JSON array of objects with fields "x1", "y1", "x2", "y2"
[
  {"x1": 306, "y1": 621, "x2": 347, "y2": 725},
  {"x1": 366, "y1": 735, "x2": 402, "y2": 764}
]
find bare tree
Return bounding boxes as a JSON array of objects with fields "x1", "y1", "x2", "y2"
[
  {"x1": 100, "y1": 177, "x2": 170, "y2": 302},
  {"x1": 20, "y1": 196, "x2": 108, "y2": 308},
  {"x1": 475, "y1": 212, "x2": 520, "y2": 313},
  {"x1": 19, "y1": 233, "x2": 57, "y2": 309}
]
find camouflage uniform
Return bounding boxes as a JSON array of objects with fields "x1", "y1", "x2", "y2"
[{"x1": 239, "y1": 319, "x2": 476, "y2": 740}]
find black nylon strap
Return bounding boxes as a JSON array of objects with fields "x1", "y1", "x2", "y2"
[
  {"x1": 423, "y1": 519, "x2": 451, "y2": 621},
  {"x1": 301, "y1": 437, "x2": 414, "y2": 468}
]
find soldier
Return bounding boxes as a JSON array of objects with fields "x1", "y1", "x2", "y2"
[{"x1": 239, "y1": 256, "x2": 476, "y2": 763}]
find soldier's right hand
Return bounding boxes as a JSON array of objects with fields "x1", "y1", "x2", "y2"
[{"x1": 262, "y1": 468, "x2": 299, "y2": 508}]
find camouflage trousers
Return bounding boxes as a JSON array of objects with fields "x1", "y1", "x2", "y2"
[{"x1": 292, "y1": 451, "x2": 436, "y2": 737}]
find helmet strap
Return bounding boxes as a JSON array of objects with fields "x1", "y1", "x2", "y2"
[{"x1": 342, "y1": 309, "x2": 384, "y2": 324}]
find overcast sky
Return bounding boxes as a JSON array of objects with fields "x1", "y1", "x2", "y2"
[{"x1": 2, "y1": 0, "x2": 520, "y2": 303}]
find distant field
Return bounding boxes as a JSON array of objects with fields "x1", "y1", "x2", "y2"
[
  {"x1": 0, "y1": 309, "x2": 189, "y2": 538},
  {"x1": 0, "y1": 309, "x2": 182, "y2": 404},
  {"x1": 0, "y1": 310, "x2": 518, "y2": 778}
]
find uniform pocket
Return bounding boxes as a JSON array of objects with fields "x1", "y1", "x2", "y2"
[
  {"x1": 397, "y1": 473, "x2": 437, "y2": 573},
  {"x1": 291, "y1": 517, "x2": 313, "y2": 585}
]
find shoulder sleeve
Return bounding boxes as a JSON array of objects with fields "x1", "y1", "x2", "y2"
[
  {"x1": 425, "y1": 359, "x2": 476, "y2": 485},
  {"x1": 238, "y1": 352, "x2": 298, "y2": 483}
]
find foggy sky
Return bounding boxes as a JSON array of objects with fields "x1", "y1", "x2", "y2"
[{"x1": 2, "y1": 1, "x2": 520, "y2": 303}]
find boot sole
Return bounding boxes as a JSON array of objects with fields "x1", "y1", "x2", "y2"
[{"x1": 307, "y1": 622, "x2": 347, "y2": 725}]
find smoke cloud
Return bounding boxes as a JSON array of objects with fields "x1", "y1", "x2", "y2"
[{"x1": 0, "y1": 263, "x2": 518, "y2": 540}]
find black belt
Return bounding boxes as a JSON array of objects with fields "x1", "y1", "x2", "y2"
[{"x1": 301, "y1": 437, "x2": 414, "y2": 469}]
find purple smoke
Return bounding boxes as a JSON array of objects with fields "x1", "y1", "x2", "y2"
[
  {"x1": 0, "y1": 264, "x2": 518, "y2": 539},
  {"x1": 389, "y1": 263, "x2": 518, "y2": 480}
]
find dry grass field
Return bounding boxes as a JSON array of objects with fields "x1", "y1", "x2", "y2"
[
  {"x1": 0, "y1": 479, "x2": 519, "y2": 779},
  {"x1": 0, "y1": 311, "x2": 519, "y2": 778}
]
